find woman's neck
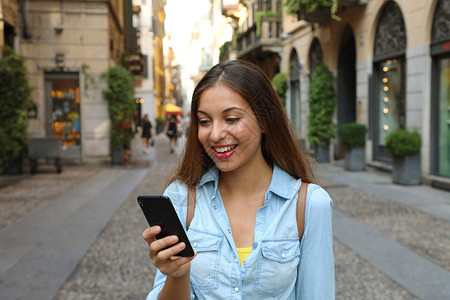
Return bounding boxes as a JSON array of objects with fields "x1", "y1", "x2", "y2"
[{"x1": 218, "y1": 159, "x2": 273, "y2": 203}]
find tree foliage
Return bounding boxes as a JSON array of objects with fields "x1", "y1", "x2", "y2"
[
  {"x1": 307, "y1": 64, "x2": 336, "y2": 146},
  {"x1": 0, "y1": 47, "x2": 32, "y2": 164},
  {"x1": 102, "y1": 65, "x2": 136, "y2": 148},
  {"x1": 271, "y1": 72, "x2": 288, "y2": 107}
]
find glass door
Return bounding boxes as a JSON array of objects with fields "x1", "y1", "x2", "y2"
[
  {"x1": 376, "y1": 58, "x2": 406, "y2": 160},
  {"x1": 45, "y1": 73, "x2": 81, "y2": 157}
]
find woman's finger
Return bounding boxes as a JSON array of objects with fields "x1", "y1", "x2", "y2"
[
  {"x1": 149, "y1": 235, "x2": 179, "y2": 259},
  {"x1": 142, "y1": 226, "x2": 161, "y2": 244}
]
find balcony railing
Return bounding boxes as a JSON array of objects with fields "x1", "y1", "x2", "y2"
[{"x1": 236, "y1": 16, "x2": 282, "y2": 58}]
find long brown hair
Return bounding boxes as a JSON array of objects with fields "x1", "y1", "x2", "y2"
[{"x1": 167, "y1": 60, "x2": 316, "y2": 187}]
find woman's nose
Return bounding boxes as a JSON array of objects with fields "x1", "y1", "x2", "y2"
[{"x1": 210, "y1": 122, "x2": 227, "y2": 142}]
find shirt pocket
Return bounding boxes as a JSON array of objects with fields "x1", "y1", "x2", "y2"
[
  {"x1": 188, "y1": 229, "x2": 223, "y2": 290},
  {"x1": 255, "y1": 239, "x2": 300, "y2": 297}
]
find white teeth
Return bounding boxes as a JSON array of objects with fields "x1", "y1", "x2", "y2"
[{"x1": 214, "y1": 146, "x2": 235, "y2": 153}]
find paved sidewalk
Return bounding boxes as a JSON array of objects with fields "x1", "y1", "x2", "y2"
[
  {"x1": 317, "y1": 163, "x2": 450, "y2": 299},
  {"x1": 0, "y1": 135, "x2": 153, "y2": 300},
  {"x1": 1, "y1": 133, "x2": 449, "y2": 300}
]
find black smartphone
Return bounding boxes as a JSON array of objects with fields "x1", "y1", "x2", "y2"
[{"x1": 137, "y1": 195, "x2": 195, "y2": 257}]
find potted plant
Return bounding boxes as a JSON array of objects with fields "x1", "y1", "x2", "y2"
[
  {"x1": 338, "y1": 122, "x2": 366, "y2": 171},
  {"x1": 271, "y1": 72, "x2": 288, "y2": 107},
  {"x1": 307, "y1": 64, "x2": 336, "y2": 163},
  {"x1": 102, "y1": 65, "x2": 136, "y2": 164},
  {"x1": 285, "y1": 0, "x2": 339, "y2": 25},
  {"x1": 385, "y1": 128, "x2": 421, "y2": 185},
  {"x1": 0, "y1": 47, "x2": 32, "y2": 174}
]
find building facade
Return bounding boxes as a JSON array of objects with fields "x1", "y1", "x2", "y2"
[
  {"x1": 132, "y1": 0, "x2": 156, "y2": 127},
  {"x1": 1, "y1": 0, "x2": 153, "y2": 164},
  {"x1": 281, "y1": 0, "x2": 449, "y2": 188},
  {"x1": 9, "y1": 0, "x2": 128, "y2": 164}
]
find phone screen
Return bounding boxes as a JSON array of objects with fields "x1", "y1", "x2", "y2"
[{"x1": 137, "y1": 195, "x2": 194, "y2": 257}]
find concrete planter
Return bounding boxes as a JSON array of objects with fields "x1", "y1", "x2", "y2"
[
  {"x1": 344, "y1": 146, "x2": 365, "y2": 171},
  {"x1": 315, "y1": 144, "x2": 330, "y2": 163},
  {"x1": 111, "y1": 147, "x2": 124, "y2": 165},
  {"x1": 392, "y1": 153, "x2": 421, "y2": 185}
]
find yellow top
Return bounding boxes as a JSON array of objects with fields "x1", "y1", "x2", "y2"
[{"x1": 236, "y1": 247, "x2": 252, "y2": 265}]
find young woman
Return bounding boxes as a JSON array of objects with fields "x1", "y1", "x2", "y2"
[
  {"x1": 142, "y1": 60, "x2": 334, "y2": 299},
  {"x1": 164, "y1": 114, "x2": 178, "y2": 153},
  {"x1": 141, "y1": 114, "x2": 153, "y2": 153}
]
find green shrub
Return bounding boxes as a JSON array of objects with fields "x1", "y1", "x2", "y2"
[
  {"x1": 338, "y1": 123, "x2": 366, "y2": 148},
  {"x1": 219, "y1": 41, "x2": 232, "y2": 63},
  {"x1": 156, "y1": 117, "x2": 166, "y2": 126},
  {"x1": 307, "y1": 64, "x2": 335, "y2": 146},
  {"x1": 385, "y1": 128, "x2": 421, "y2": 156},
  {"x1": 0, "y1": 47, "x2": 32, "y2": 165},
  {"x1": 271, "y1": 73, "x2": 288, "y2": 107},
  {"x1": 102, "y1": 65, "x2": 136, "y2": 148}
]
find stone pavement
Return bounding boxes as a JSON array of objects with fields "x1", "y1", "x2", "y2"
[{"x1": 0, "y1": 132, "x2": 449, "y2": 300}]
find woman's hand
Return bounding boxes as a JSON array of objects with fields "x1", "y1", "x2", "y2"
[{"x1": 143, "y1": 226, "x2": 196, "y2": 278}]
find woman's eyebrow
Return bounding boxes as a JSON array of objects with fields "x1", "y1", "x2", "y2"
[
  {"x1": 197, "y1": 110, "x2": 209, "y2": 115},
  {"x1": 197, "y1": 107, "x2": 244, "y2": 115},
  {"x1": 223, "y1": 107, "x2": 244, "y2": 113}
]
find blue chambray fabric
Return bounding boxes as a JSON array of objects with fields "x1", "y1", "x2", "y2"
[{"x1": 147, "y1": 165, "x2": 335, "y2": 300}]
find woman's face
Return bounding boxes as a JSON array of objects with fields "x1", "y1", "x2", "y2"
[{"x1": 197, "y1": 84, "x2": 265, "y2": 173}]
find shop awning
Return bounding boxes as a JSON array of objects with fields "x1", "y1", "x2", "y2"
[{"x1": 165, "y1": 103, "x2": 183, "y2": 115}]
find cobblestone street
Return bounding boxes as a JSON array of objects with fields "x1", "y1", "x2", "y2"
[{"x1": 0, "y1": 133, "x2": 449, "y2": 299}]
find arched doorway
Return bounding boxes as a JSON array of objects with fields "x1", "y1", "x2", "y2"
[
  {"x1": 289, "y1": 49, "x2": 301, "y2": 137},
  {"x1": 371, "y1": 1, "x2": 407, "y2": 162},
  {"x1": 336, "y1": 25, "x2": 357, "y2": 159},
  {"x1": 309, "y1": 38, "x2": 323, "y2": 76}
]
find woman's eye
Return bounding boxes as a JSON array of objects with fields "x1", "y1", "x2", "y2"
[
  {"x1": 226, "y1": 117, "x2": 240, "y2": 123},
  {"x1": 198, "y1": 119, "x2": 210, "y2": 125}
]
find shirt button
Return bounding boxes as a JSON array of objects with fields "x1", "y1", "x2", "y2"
[
  {"x1": 260, "y1": 214, "x2": 265, "y2": 219},
  {"x1": 228, "y1": 229, "x2": 231, "y2": 233},
  {"x1": 235, "y1": 258, "x2": 238, "y2": 263},
  {"x1": 213, "y1": 205, "x2": 217, "y2": 210},
  {"x1": 243, "y1": 261, "x2": 246, "y2": 266},
  {"x1": 193, "y1": 243, "x2": 198, "y2": 247},
  {"x1": 234, "y1": 287, "x2": 239, "y2": 292},
  {"x1": 281, "y1": 253, "x2": 286, "y2": 258}
]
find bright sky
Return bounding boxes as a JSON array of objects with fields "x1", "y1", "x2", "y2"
[{"x1": 164, "y1": 0, "x2": 211, "y2": 64}]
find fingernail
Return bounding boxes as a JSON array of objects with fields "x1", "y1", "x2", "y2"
[
  {"x1": 170, "y1": 236, "x2": 178, "y2": 242},
  {"x1": 178, "y1": 242, "x2": 185, "y2": 249}
]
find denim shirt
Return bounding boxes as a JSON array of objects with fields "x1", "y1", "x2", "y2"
[{"x1": 147, "y1": 165, "x2": 334, "y2": 300}]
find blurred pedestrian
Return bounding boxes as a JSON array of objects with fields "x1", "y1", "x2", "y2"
[
  {"x1": 141, "y1": 114, "x2": 153, "y2": 153},
  {"x1": 164, "y1": 114, "x2": 178, "y2": 154},
  {"x1": 142, "y1": 60, "x2": 335, "y2": 299}
]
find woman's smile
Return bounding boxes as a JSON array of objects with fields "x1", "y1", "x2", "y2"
[{"x1": 211, "y1": 144, "x2": 237, "y2": 159}]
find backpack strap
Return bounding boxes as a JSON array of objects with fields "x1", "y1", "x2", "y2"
[
  {"x1": 186, "y1": 181, "x2": 308, "y2": 240},
  {"x1": 296, "y1": 181, "x2": 308, "y2": 241},
  {"x1": 186, "y1": 186, "x2": 196, "y2": 230}
]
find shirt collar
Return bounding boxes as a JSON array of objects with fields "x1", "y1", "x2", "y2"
[
  {"x1": 198, "y1": 164, "x2": 292, "y2": 200},
  {"x1": 267, "y1": 164, "x2": 292, "y2": 200},
  {"x1": 198, "y1": 167, "x2": 220, "y2": 188}
]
